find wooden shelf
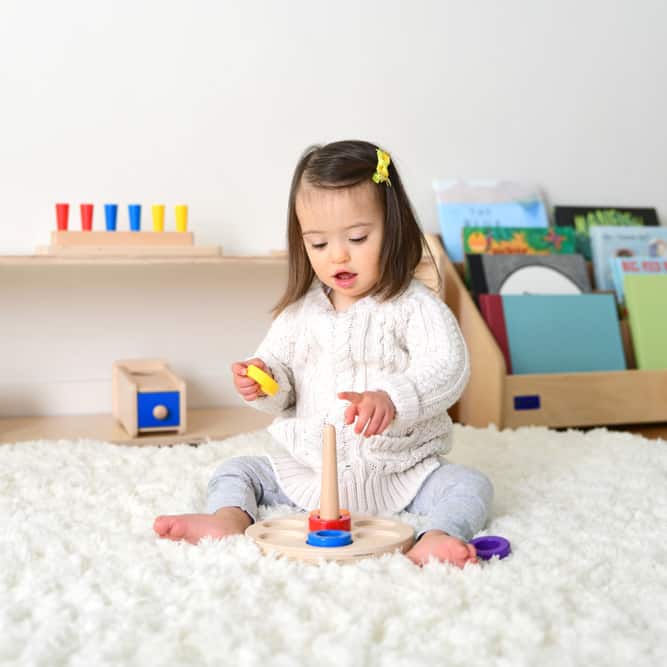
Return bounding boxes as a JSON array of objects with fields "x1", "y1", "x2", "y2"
[
  {"x1": 0, "y1": 407, "x2": 273, "y2": 446},
  {"x1": 0, "y1": 254, "x2": 287, "y2": 267},
  {"x1": 0, "y1": 234, "x2": 444, "y2": 284}
]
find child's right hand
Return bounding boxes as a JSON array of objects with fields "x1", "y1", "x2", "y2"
[{"x1": 231, "y1": 358, "x2": 271, "y2": 401}]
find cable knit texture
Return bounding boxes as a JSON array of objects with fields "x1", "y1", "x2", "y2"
[{"x1": 245, "y1": 278, "x2": 470, "y2": 515}]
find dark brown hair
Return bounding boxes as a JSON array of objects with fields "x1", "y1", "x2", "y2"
[{"x1": 273, "y1": 139, "x2": 436, "y2": 317}]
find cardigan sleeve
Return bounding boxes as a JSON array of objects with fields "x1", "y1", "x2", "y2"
[
  {"x1": 243, "y1": 306, "x2": 297, "y2": 416},
  {"x1": 373, "y1": 289, "x2": 470, "y2": 426}
]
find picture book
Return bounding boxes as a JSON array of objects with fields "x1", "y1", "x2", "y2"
[
  {"x1": 463, "y1": 226, "x2": 576, "y2": 255},
  {"x1": 482, "y1": 294, "x2": 626, "y2": 374},
  {"x1": 478, "y1": 294, "x2": 512, "y2": 373},
  {"x1": 589, "y1": 225, "x2": 667, "y2": 292},
  {"x1": 610, "y1": 256, "x2": 667, "y2": 305},
  {"x1": 434, "y1": 180, "x2": 549, "y2": 262},
  {"x1": 554, "y1": 205, "x2": 659, "y2": 260},
  {"x1": 624, "y1": 275, "x2": 667, "y2": 370},
  {"x1": 466, "y1": 253, "x2": 592, "y2": 297}
]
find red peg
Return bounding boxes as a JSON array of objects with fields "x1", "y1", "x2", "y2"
[
  {"x1": 80, "y1": 203, "x2": 93, "y2": 231},
  {"x1": 55, "y1": 203, "x2": 69, "y2": 230}
]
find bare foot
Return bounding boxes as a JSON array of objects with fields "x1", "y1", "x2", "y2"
[
  {"x1": 153, "y1": 507, "x2": 252, "y2": 545},
  {"x1": 406, "y1": 530, "x2": 478, "y2": 568}
]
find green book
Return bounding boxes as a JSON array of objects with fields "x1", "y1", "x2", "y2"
[
  {"x1": 462, "y1": 226, "x2": 576, "y2": 255},
  {"x1": 554, "y1": 206, "x2": 659, "y2": 259},
  {"x1": 624, "y1": 274, "x2": 667, "y2": 369}
]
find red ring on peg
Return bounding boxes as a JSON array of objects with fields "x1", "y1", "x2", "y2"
[{"x1": 309, "y1": 508, "x2": 351, "y2": 532}]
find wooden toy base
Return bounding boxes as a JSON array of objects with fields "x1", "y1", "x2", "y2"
[
  {"x1": 38, "y1": 231, "x2": 222, "y2": 257},
  {"x1": 51, "y1": 231, "x2": 195, "y2": 246},
  {"x1": 36, "y1": 244, "x2": 222, "y2": 257},
  {"x1": 246, "y1": 513, "x2": 415, "y2": 563}
]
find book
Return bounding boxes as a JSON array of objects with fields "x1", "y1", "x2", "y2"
[
  {"x1": 554, "y1": 205, "x2": 659, "y2": 260},
  {"x1": 589, "y1": 225, "x2": 667, "y2": 292},
  {"x1": 610, "y1": 256, "x2": 667, "y2": 305},
  {"x1": 434, "y1": 180, "x2": 549, "y2": 262},
  {"x1": 466, "y1": 253, "x2": 592, "y2": 297},
  {"x1": 463, "y1": 226, "x2": 576, "y2": 255},
  {"x1": 624, "y1": 275, "x2": 667, "y2": 370},
  {"x1": 481, "y1": 294, "x2": 626, "y2": 374},
  {"x1": 478, "y1": 294, "x2": 512, "y2": 373}
]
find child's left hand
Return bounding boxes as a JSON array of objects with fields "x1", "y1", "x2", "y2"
[{"x1": 337, "y1": 390, "x2": 396, "y2": 437}]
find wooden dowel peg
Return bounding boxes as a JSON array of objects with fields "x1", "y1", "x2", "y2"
[{"x1": 320, "y1": 424, "x2": 340, "y2": 520}]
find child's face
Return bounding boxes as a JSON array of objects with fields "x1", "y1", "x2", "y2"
[{"x1": 296, "y1": 182, "x2": 384, "y2": 310}]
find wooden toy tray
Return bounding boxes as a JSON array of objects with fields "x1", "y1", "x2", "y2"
[{"x1": 246, "y1": 513, "x2": 415, "y2": 563}]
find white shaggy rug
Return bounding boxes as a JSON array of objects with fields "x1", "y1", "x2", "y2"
[{"x1": 1, "y1": 425, "x2": 667, "y2": 667}]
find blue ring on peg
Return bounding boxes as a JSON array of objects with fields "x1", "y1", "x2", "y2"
[{"x1": 306, "y1": 529, "x2": 352, "y2": 548}]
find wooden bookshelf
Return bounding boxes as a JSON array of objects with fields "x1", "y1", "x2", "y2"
[
  {"x1": 0, "y1": 236, "x2": 445, "y2": 446},
  {"x1": 440, "y1": 236, "x2": 667, "y2": 431}
]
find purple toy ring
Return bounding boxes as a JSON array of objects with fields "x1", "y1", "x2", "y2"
[{"x1": 470, "y1": 535, "x2": 511, "y2": 560}]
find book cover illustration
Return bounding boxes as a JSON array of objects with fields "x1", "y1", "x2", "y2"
[
  {"x1": 466, "y1": 253, "x2": 592, "y2": 297},
  {"x1": 434, "y1": 180, "x2": 549, "y2": 262},
  {"x1": 589, "y1": 225, "x2": 667, "y2": 292},
  {"x1": 624, "y1": 274, "x2": 667, "y2": 370},
  {"x1": 463, "y1": 226, "x2": 576, "y2": 255},
  {"x1": 554, "y1": 205, "x2": 659, "y2": 260},
  {"x1": 610, "y1": 256, "x2": 667, "y2": 305}
]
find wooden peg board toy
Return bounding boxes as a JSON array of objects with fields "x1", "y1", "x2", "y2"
[
  {"x1": 112, "y1": 359, "x2": 186, "y2": 437},
  {"x1": 39, "y1": 203, "x2": 222, "y2": 256},
  {"x1": 246, "y1": 424, "x2": 416, "y2": 563}
]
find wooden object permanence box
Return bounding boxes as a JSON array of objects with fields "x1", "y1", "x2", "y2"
[{"x1": 112, "y1": 359, "x2": 187, "y2": 437}]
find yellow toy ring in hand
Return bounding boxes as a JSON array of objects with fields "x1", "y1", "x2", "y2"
[{"x1": 246, "y1": 364, "x2": 280, "y2": 397}]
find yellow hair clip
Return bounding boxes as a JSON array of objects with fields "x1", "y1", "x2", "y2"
[{"x1": 372, "y1": 148, "x2": 392, "y2": 186}]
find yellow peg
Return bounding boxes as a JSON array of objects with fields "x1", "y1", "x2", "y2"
[
  {"x1": 175, "y1": 204, "x2": 188, "y2": 232},
  {"x1": 151, "y1": 204, "x2": 165, "y2": 232}
]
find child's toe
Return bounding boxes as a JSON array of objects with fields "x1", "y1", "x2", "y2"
[
  {"x1": 154, "y1": 515, "x2": 187, "y2": 540},
  {"x1": 164, "y1": 518, "x2": 187, "y2": 540},
  {"x1": 153, "y1": 516, "x2": 169, "y2": 536},
  {"x1": 453, "y1": 542, "x2": 470, "y2": 559}
]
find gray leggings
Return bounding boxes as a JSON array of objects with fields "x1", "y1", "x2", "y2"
[{"x1": 207, "y1": 456, "x2": 493, "y2": 542}]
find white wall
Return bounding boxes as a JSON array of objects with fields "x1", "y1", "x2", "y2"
[{"x1": 1, "y1": 0, "x2": 666, "y2": 416}]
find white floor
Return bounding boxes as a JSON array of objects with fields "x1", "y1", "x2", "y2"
[{"x1": 1, "y1": 425, "x2": 666, "y2": 667}]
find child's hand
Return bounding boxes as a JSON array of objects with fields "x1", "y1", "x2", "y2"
[
  {"x1": 337, "y1": 390, "x2": 396, "y2": 437},
  {"x1": 231, "y1": 358, "x2": 271, "y2": 401}
]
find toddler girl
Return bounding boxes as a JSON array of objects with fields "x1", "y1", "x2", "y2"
[{"x1": 154, "y1": 140, "x2": 493, "y2": 567}]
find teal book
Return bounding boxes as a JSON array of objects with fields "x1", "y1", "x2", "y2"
[
  {"x1": 624, "y1": 275, "x2": 667, "y2": 370},
  {"x1": 498, "y1": 294, "x2": 626, "y2": 374}
]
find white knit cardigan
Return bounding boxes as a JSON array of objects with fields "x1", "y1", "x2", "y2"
[{"x1": 246, "y1": 278, "x2": 470, "y2": 515}]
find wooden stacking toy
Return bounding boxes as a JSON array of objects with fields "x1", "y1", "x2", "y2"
[
  {"x1": 112, "y1": 358, "x2": 186, "y2": 437},
  {"x1": 245, "y1": 424, "x2": 415, "y2": 563}
]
